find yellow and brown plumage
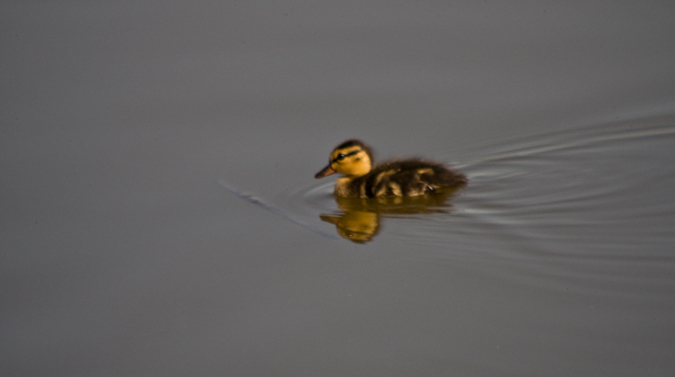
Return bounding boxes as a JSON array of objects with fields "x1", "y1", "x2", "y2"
[{"x1": 315, "y1": 139, "x2": 467, "y2": 198}]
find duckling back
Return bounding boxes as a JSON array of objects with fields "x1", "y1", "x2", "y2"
[{"x1": 354, "y1": 159, "x2": 466, "y2": 197}]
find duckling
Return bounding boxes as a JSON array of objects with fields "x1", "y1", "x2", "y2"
[{"x1": 315, "y1": 139, "x2": 467, "y2": 198}]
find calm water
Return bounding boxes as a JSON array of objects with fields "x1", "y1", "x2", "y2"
[{"x1": 2, "y1": 2, "x2": 675, "y2": 376}]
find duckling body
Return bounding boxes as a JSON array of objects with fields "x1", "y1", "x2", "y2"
[{"x1": 315, "y1": 139, "x2": 466, "y2": 198}]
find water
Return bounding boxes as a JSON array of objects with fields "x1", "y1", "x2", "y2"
[
  {"x1": 2, "y1": 2, "x2": 675, "y2": 376},
  {"x1": 306, "y1": 118, "x2": 675, "y2": 253}
]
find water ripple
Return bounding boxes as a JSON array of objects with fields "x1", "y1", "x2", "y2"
[{"x1": 289, "y1": 118, "x2": 675, "y2": 265}]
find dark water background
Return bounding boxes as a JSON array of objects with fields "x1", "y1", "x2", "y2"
[{"x1": 2, "y1": 2, "x2": 675, "y2": 376}]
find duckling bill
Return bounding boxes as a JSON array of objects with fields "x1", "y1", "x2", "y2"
[{"x1": 315, "y1": 139, "x2": 467, "y2": 198}]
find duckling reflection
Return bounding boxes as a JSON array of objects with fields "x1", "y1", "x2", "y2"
[
  {"x1": 320, "y1": 187, "x2": 461, "y2": 243},
  {"x1": 320, "y1": 211, "x2": 381, "y2": 243}
]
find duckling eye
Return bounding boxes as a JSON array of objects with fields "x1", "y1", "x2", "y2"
[{"x1": 332, "y1": 150, "x2": 359, "y2": 163}]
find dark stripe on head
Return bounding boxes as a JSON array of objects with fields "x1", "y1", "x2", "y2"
[{"x1": 331, "y1": 149, "x2": 360, "y2": 163}]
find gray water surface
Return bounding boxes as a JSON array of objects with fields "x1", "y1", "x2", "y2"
[{"x1": 2, "y1": 2, "x2": 675, "y2": 376}]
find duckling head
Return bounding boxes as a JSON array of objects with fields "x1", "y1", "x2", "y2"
[{"x1": 315, "y1": 139, "x2": 373, "y2": 179}]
